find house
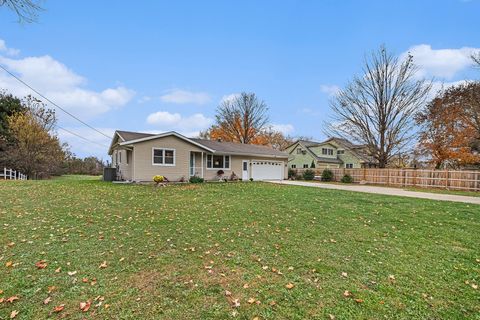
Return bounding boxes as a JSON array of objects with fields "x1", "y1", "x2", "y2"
[
  {"x1": 108, "y1": 130, "x2": 289, "y2": 182},
  {"x1": 285, "y1": 137, "x2": 376, "y2": 169}
]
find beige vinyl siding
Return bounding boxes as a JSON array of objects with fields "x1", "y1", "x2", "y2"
[
  {"x1": 112, "y1": 149, "x2": 133, "y2": 181},
  {"x1": 132, "y1": 135, "x2": 206, "y2": 182},
  {"x1": 194, "y1": 154, "x2": 287, "y2": 180}
]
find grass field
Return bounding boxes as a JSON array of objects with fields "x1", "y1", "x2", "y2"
[{"x1": 0, "y1": 179, "x2": 479, "y2": 319}]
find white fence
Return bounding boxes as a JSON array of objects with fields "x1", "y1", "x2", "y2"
[{"x1": 0, "y1": 168, "x2": 27, "y2": 180}]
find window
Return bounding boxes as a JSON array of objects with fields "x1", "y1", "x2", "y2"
[
  {"x1": 337, "y1": 149, "x2": 345, "y2": 155},
  {"x1": 291, "y1": 164, "x2": 296, "y2": 169},
  {"x1": 303, "y1": 164, "x2": 309, "y2": 168},
  {"x1": 297, "y1": 148, "x2": 303, "y2": 154},
  {"x1": 152, "y1": 148, "x2": 175, "y2": 166},
  {"x1": 322, "y1": 148, "x2": 334, "y2": 156},
  {"x1": 114, "y1": 152, "x2": 118, "y2": 166},
  {"x1": 346, "y1": 163, "x2": 353, "y2": 169},
  {"x1": 207, "y1": 154, "x2": 230, "y2": 169},
  {"x1": 119, "y1": 151, "x2": 122, "y2": 164}
]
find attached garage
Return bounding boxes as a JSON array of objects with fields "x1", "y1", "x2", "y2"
[{"x1": 251, "y1": 160, "x2": 284, "y2": 180}]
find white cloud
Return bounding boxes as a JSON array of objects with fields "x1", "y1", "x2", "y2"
[
  {"x1": 220, "y1": 93, "x2": 240, "y2": 104},
  {"x1": 270, "y1": 123, "x2": 295, "y2": 135},
  {"x1": 0, "y1": 39, "x2": 20, "y2": 56},
  {"x1": 403, "y1": 44, "x2": 478, "y2": 79},
  {"x1": 160, "y1": 89, "x2": 211, "y2": 105},
  {"x1": 0, "y1": 39, "x2": 135, "y2": 119},
  {"x1": 146, "y1": 111, "x2": 213, "y2": 134},
  {"x1": 320, "y1": 84, "x2": 341, "y2": 97}
]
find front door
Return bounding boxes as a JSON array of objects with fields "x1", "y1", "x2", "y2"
[{"x1": 242, "y1": 160, "x2": 249, "y2": 180}]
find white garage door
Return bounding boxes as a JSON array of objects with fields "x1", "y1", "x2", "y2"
[{"x1": 251, "y1": 160, "x2": 284, "y2": 180}]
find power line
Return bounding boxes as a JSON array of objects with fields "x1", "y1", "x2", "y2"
[
  {"x1": 55, "y1": 125, "x2": 110, "y2": 148},
  {"x1": 0, "y1": 63, "x2": 112, "y2": 139}
]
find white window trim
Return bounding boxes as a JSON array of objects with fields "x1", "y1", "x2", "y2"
[
  {"x1": 152, "y1": 147, "x2": 176, "y2": 166},
  {"x1": 206, "y1": 154, "x2": 231, "y2": 170}
]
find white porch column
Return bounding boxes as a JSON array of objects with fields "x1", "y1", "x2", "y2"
[{"x1": 201, "y1": 152, "x2": 204, "y2": 178}]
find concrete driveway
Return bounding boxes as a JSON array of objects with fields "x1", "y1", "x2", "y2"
[{"x1": 268, "y1": 180, "x2": 480, "y2": 205}]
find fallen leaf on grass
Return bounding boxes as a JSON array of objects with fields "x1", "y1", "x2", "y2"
[
  {"x1": 5, "y1": 261, "x2": 13, "y2": 268},
  {"x1": 247, "y1": 297, "x2": 256, "y2": 304},
  {"x1": 43, "y1": 297, "x2": 52, "y2": 305},
  {"x1": 225, "y1": 290, "x2": 232, "y2": 297},
  {"x1": 354, "y1": 298, "x2": 364, "y2": 303},
  {"x1": 80, "y1": 300, "x2": 91, "y2": 312},
  {"x1": 99, "y1": 261, "x2": 108, "y2": 269},
  {"x1": 35, "y1": 260, "x2": 47, "y2": 269},
  {"x1": 53, "y1": 304, "x2": 65, "y2": 312},
  {"x1": 232, "y1": 298, "x2": 240, "y2": 308},
  {"x1": 6, "y1": 296, "x2": 19, "y2": 303},
  {"x1": 10, "y1": 310, "x2": 19, "y2": 319},
  {"x1": 285, "y1": 283, "x2": 295, "y2": 289},
  {"x1": 341, "y1": 272, "x2": 348, "y2": 278},
  {"x1": 343, "y1": 290, "x2": 352, "y2": 297},
  {"x1": 243, "y1": 283, "x2": 249, "y2": 289},
  {"x1": 67, "y1": 271, "x2": 77, "y2": 276},
  {"x1": 55, "y1": 267, "x2": 61, "y2": 273},
  {"x1": 328, "y1": 314, "x2": 335, "y2": 320},
  {"x1": 47, "y1": 286, "x2": 57, "y2": 294}
]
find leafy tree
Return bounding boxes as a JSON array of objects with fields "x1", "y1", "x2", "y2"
[
  {"x1": 416, "y1": 82, "x2": 480, "y2": 168},
  {"x1": 328, "y1": 46, "x2": 431, "y2": 168},
  {"x1": 2, "y1": 100, "x2": 66, "y2": 178},
  {"x1": 0, "y1": 90, "x2": 25, "y2": 142}
]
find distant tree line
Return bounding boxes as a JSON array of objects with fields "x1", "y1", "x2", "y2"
[{"x1": 0, "y1": 90, "x2": 106, "y2": 178}]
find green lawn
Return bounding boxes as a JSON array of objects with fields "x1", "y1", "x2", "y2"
[{"x1": 0, "y1": 179, "x2": 479, "y2": 319}]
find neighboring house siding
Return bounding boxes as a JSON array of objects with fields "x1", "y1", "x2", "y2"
[
  {"x1": 132, "y1": 136, "x2": 205, "y2": 182},
  {"x1": 286, "y1": 144, "x2": 316, "y2": 168},
  {"x1": 338, "y1": 150, "x2": 363, "y2": 168},
  {"x1": 309, "y1": 143, "x2": 338, "y2": 159}
]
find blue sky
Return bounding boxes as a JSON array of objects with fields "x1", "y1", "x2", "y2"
[{"x1": 1, "y1": 0, "x2": 479, "y2": 159}]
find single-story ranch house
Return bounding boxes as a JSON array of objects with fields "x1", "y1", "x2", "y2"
[
  {"x1": 108, "y1": 130, "x2": 289, "y2": 182},
  {"x1": 286, "y1": 137, "x2": 377, "y2": 169}
]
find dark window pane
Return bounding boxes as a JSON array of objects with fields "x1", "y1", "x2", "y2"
[{"x1": 212, "y1": 155, "x2": 224, "y2": 168}]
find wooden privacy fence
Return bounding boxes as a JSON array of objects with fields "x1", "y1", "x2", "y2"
[
  {"x1": 294, "y1": 168, "x2": 480, "y2": 191},
  {"x1": 1, "y1": 168, "x2": 27, "y2": 180}
]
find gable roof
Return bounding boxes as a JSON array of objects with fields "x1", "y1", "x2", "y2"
[
  {"x1": 116, "y1": 130, "x2": 155, "y2": 142},
  {"x1": 110, "y1": 130, "x2": 288, "y2": 158}
]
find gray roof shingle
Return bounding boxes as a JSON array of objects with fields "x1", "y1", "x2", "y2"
[
  {"x1": 191, "y1": 138, "x2": 288, "y2": 157},
  {"x1": 116, "y1": 130, "x2": 155, "y2": 142}
]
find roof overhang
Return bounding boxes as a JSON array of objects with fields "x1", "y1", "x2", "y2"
[{"x1": 108, "y1": 131, "x2": 126, "y2": 155}]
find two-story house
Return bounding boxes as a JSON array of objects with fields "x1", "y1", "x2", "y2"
[{"x1": 285, "y1": 137, "x2": 377, "y2": 169}]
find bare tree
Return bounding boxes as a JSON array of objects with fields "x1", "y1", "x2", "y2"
[
  {"x1": 472, "y1": 52, "x2": 480, "y2": 67},
  {"x1": 209, "y1": 92, "x2": 269, "y2": 144},
  {"x1": 327, "y1": 46, "x2": 431, "y2": 168},
  {"x1": 0, "y1": 0, "x2": 42, "y2": 23}
]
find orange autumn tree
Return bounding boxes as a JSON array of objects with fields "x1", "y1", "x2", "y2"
[
  {"x1": 200, "y1": 92, "x2": 293, "y2": 150},
  {"x1": 416, "y1": 82, "x2": 480, "y2": 169}
]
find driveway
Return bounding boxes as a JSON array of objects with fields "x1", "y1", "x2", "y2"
[{"x1": 268, "y1": 180, "x2": 480, "y2": 205}]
